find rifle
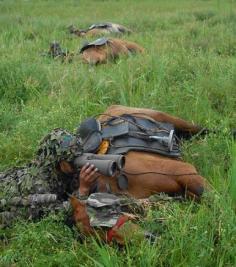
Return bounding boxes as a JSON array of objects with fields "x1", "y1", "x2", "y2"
[{"x1": 0, "y1": 193, "x2": 57, "y2": 208}]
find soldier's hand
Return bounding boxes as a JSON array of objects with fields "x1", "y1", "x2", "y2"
[{"x1": 78, "y1": 163, "x2": 100, "y2": 196}]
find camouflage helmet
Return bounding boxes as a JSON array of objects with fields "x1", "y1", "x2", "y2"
[{"x1": 36, "y1": 128, "x2": 82, "y2": 167}]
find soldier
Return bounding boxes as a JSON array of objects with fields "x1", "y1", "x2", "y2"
[
  {"x1": 0, "y1": 127, "x2": 159, "y2": 244},
  {"x1": 0, "y1": 128, "x2": 99, "y2": 227},
  {"x1": 0, "y1": 129, "x2": 156, "y2": 244}
]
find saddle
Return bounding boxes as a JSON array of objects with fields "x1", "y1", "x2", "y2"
[
  {"x1": 88, "y1": 22, "x2": 113, "y2": 30},
  {"x1": 80, "y1": 37, "x2": 109, "y2": 53},
  {"x1": 77, "y1": 114, "x2": 181, "y2": 158}
]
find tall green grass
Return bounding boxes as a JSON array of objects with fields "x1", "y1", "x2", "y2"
[
  {"x1": 0, "y1": 0, "x2": 236, "y2": 266},
  {"x1": 229, "y1": 144, "x2": 236, "y2": 207}
]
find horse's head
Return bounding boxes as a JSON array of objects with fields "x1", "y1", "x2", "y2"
[{"x1": 70, "y1": 196, "x2": 93, "y2": 234}]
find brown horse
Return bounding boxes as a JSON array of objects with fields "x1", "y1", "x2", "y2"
[
  {"x1": 47, "y1": 38, "x2": 144, "y2": 65},
  {"x1": 68, "y1": 22, "x2": 132, "y2": 38},
  {"x1": 80, "y1": 38, "x2": 144, "y2": 64},
  {"x1": 60, "y1": 105, "x2": 207, "y2": 200}
]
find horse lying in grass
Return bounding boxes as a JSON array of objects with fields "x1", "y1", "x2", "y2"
[
  {"x1": 48, "y1": 38, "x2": 144, "y2": 65},
  {"x1": 68, "y1": 22, "x2": 132, "y2": 38},
  {"x1": 0, "y1": 105, "x2": 207, "y2": 243},
  {"x1": 80, "y1": 37, "x2": 144, "y2": 64},
  {"x1": 60, "y1": 105, "x2": 207, "y2": 201},
  {"x1": 60, "y1": 104, "x2": 207, "y2": 244}
]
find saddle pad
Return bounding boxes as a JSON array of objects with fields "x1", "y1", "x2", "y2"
[
  {"x1": 80, "y1": 37, "x2": 109, "y2": 53},
  {"x1": 102, "y1": 121, "x2": 129, "y2": 139}
]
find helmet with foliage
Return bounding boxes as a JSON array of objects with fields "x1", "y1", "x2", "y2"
[{"x1": 36, "y1": 128, "x2": 82, "y2": 168}]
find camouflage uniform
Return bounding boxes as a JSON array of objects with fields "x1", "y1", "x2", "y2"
[
  {"x1": 86, "y1": 193, "x2": 126, "y2": 228},
  {"x1": 0, "y1": 128, "x2": 82, "y2": 227}
]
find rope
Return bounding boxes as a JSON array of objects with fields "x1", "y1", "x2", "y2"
[{"x1": 121, "y1": 170, "x2": 198, "y2": 177}]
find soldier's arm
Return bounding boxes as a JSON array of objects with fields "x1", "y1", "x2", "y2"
[
  {"x1": 58, "y1": 161, "x2": 99, "y2": 197},
  {"x1": 74, "y1": 163, "x2": 100, "y2": 197}
]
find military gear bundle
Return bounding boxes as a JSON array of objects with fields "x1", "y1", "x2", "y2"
[
  {"x1": 76, "y1": 192, "x2": 160, "y2": 228},
  {"x1": 77, "y1": 114, "x2": 181, "y2": 158}
]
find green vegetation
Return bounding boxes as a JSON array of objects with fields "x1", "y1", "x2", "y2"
[{"x1": 0, "y1": 0, "x2": 236, "y2": 266}]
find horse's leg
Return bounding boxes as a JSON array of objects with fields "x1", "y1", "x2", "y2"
[
  {"x1": 120, "y1": 40, "x2": 145, "y2": 53},
  {"x1": 100, "y1": 105, "x2": 204, "y2": 138}
]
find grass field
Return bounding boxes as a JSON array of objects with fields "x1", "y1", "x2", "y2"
[{"x1": 0, "y1": 0, "x2": 236, "y2": 266}]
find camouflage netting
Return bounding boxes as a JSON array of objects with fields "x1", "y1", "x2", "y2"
[
  {"x1": 0, "y1": 128, "x2": 82, "y2": 226},
  {"x1": 36, "y1": 128, "x2": 82, "y2": 167}
]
